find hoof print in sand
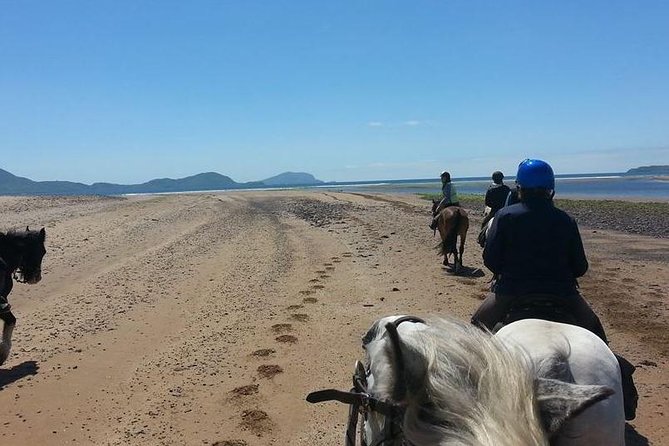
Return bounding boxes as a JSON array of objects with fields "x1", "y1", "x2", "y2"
[
  {"x1": 271, "y1": 323, "x2": 293, "y2": 333},
  {"x1": 212, "y1": 441, "x2": 248, "y2": 446},
  {"x1": 231, "y1": 384, "x2": 259, "y2": 397},
  {"x1": 240, "y1": 409, "x2": 273, "y2": 435},
  {"x1": 251, "y1": 348, "x2": 276, "y2": 357},
  {"x1": 286, "y1": 304, "x2": 303, "y2": 310},
  {"x1": 276, "y1": 335, "x2": 298, "y2": 344},
  {"x1": 257, "y1": 364, "x2": 284, "y2": 379},
  {"x1": 309, "y1": 278, "x2": 320, "y2": 283},
  {"x1": 312, "y1": 284, "x2": 325, "y2": 289},
  {"x1": 299, "y1": 290, "x2": 314, "y2": 295},
  {"x1": 290, "y1": 313, "x2": 309, "y2": 322},
  {"x1": 303, "y1": 297, "x2": 318, "y2": 304},
  {"x1": 315, "y1": 270, "x2": 326, "y2": 274}
]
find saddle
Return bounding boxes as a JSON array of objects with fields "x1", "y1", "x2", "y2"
[{"x1": 502, "y1": 294, "x2": 577, "y2": 327}]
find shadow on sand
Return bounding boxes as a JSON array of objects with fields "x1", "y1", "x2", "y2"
[
  {"x1": 444, "y1": 265, "x2": 486, "y2": 278},
  {"x1": 625, "y1": 424, "x2": 650, "y2": 446},
  {"x1": 0, "y1": 360, "x2": 39, "y2": 390}
]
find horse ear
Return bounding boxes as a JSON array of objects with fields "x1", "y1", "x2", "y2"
[
  {"x1": 39, "y1": 228, "x2": 46, "y2": 241},
  {"x1": 26, "y1": 226, "x2": 30, "y2": 232},
  {"x1": 383, "y1": 323, "x2": 427, "y2": 403},
  {"x1": 535, "y1": 377, "x2": 615, "y2": 436}
]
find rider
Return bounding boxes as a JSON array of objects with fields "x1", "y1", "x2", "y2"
[
  {"x1": 471, "y1": 158, "x2": 638, "y2": 420},
  {"x1": 477, "y1": 171, "x2": 512, "y2": 247},
  {"x1": 481, "y1": 171, "x2": 511, "y2": 229},
  {"x1": 429, "y1": 171, "x2": 460, "y2": 230}
]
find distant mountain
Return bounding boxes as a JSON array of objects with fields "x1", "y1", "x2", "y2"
[
  {"x1": 625, "y1": 165, "x2": 669, "y2": 176},
  {"x1": 0, "y1": 168, "x2": 321, "y2": 196},
  {"x1": 0, "y1": 168, "x2": 256, "y2": 195},
  {"x1": 261, "y1": 172, "x2": 324, "y2": 186}
]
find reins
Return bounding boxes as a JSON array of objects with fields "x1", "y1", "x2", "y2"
[{"x1": 307, "y1": 316, "x2": 426, "y2": 446}]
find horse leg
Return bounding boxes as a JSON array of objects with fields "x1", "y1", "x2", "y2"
[
  {"x1": 458, "y1": 235, "x2": 465, "y2": 271},
  {"x1": 456, "y1": 254, "x2": 462, "y2": 273},
  {"x1": 0, "y1": 311, "x2": 16, "y2": 366}
]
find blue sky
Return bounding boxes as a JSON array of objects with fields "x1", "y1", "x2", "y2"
[{"x1": 1, "y1": 1, "x2": 668, "y2": 183}]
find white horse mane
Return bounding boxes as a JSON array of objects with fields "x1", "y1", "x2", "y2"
[{"x1": 365, "y1": 317, "x2": 554, "y2": 446}]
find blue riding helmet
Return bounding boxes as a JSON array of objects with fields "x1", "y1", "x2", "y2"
[{"x1": 516, "y1": 159, "x2": 555, "y2": 190}]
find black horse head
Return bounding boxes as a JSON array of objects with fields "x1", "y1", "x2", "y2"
[{"x1": 0, "y1": 227, "x2": 46, "y2": 284}]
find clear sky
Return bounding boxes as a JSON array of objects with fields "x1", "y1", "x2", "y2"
[{"x1": 1, "y1": 1, "x2": 668, "y2": 184}]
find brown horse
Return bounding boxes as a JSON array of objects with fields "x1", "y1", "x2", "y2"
[{"x1": 432, "y1": 200, "x2": 469, "y2": 272}]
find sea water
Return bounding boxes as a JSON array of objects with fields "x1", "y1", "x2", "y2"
[{"x1": 316, "y1": 174, "x2": 669, "y2": 201}]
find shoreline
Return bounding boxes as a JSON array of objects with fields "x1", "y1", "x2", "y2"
[{"x1": 419, "y1": 193, "x2": 669, "y2": 239}]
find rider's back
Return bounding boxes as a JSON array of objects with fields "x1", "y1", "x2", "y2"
[
  {"x1": 484, "y1": 199, "x2": 588, "y2": 297},
  {"x1": 485, "y1": 183, "x2": 511, "y2": 214}
]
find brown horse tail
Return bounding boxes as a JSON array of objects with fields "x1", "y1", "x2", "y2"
[{"x1": 439, "y1": 208, "x2": 460, "y2": 256}]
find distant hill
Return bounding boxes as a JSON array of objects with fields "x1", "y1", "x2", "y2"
[
  {"x1": 261, "y1": 172, "x2": 323, "y2": 186},
  {"x1": 625, "y1": 165, "x2": 669, "y2": 175},
  {"x1": 0, "y1": 168, "x2": 322, "y2": 196}
]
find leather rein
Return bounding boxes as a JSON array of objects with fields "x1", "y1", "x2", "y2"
[{"x1": 307, "y1": 316, "x2": 426, "y2": 446}]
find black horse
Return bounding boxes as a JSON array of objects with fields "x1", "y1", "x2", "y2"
[{"x1": 0, "y1": 227, "x2": 46, "y2": 366}]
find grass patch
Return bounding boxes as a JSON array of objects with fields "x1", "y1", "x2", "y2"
[{"x1": 419, "y1": 192, "x2": 668, "y2": 237}]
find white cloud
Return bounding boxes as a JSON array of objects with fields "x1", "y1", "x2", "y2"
[
  {"x1": 367, "y1": 121, "x2": 384, "y2": 127},
  {"x1": 403, "y1": 120, "x2": 421, "y2": 126}
]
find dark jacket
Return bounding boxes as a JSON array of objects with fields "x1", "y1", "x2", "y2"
[
  {"x1": 485, "y1": 183, "x2": 511, "y2": 214},
  {"x1": 483, "y1": 199, "x2": 588, "y2": 296}
]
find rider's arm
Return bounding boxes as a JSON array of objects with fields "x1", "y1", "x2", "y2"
[
  {"x1": 483, "y1": 214, "x2": 504, "y2": 274},
  {"x1": 569, "y1": 220, "x2": 588, "y2": 278}
]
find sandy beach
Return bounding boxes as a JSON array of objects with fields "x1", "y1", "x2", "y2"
[{"x1": 0, "y1": 191, "x2": 667, "y2": 445}]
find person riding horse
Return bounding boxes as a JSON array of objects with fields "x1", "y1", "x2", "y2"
[
  {"x1": 471, "y1": 158, "x2": 638, "y2": 420},
  {"x1": 429, "y1": 171, "x2": 460, "y2": 231},
  {"x1": 482, "y1": 171, "x2": 510, "y2": 227},
  {"x1": 477, "y1": 171, "x2": 511, "y2": 246}
]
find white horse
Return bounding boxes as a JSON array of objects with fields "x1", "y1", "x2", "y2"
[{"x1": 309, "y1": 315, "x2": 624, "y2": 446}]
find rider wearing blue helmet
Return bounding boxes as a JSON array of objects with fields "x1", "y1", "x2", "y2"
[{"x1": 472, "y1": 158, "x2": 637, "y2": 419}]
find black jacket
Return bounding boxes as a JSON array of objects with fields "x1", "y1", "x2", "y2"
[
  {"x1": 485, "y1": 183, "x2": 511, "y2": 214},
  {"x1": 483, "y1": 199, "x2": 588, "y2": 296}
]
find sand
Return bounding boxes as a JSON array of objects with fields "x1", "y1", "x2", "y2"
[{"x1": 0, "y1": 191, "x2": 667, "y2": 445}]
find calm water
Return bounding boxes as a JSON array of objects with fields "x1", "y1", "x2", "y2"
[{"x1": 316, "y1": 175, "x2": 669, "y2": 202}]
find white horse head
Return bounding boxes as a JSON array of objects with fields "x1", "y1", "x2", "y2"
[{"x1": 360, "y1": 316, "x2": 622, "y2": 446}]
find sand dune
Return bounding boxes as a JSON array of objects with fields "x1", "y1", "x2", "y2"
[{"x1": 0, "y1": 191, "x2": 667, "y2": 445}]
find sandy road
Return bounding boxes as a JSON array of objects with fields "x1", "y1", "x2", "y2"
[{"x1": 0, "y1": 191, "x2": 667, "y2": 445}]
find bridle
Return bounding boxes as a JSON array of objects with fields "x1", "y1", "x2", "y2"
[
  {"x1": 12, "y1": 253, "x2": 40, "y2": 284},
  {"x1": 307, "y1": 316, "x2": 426, "y2": 446}
]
